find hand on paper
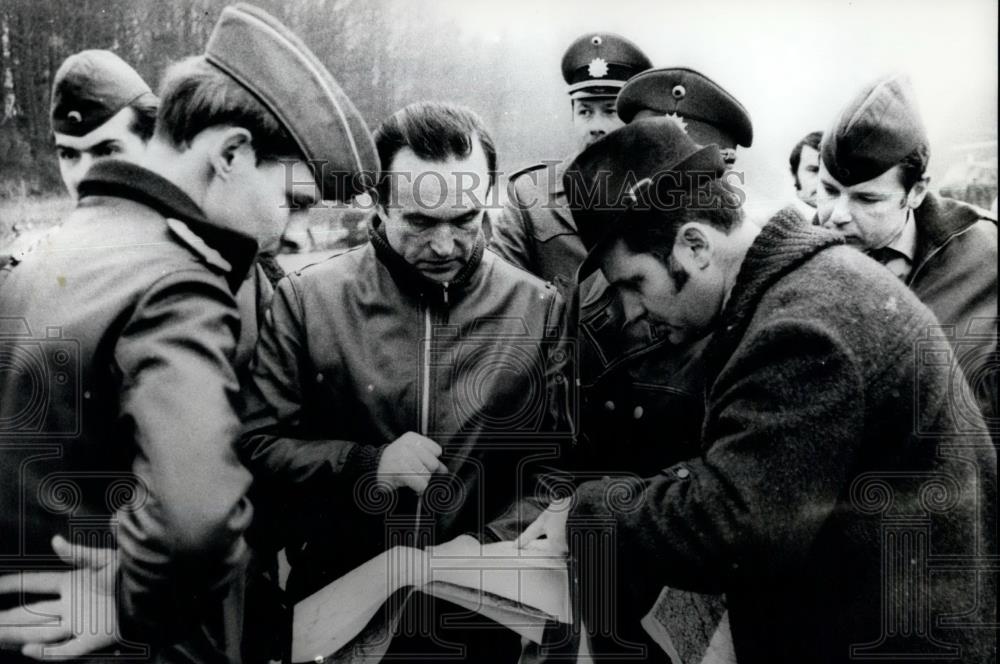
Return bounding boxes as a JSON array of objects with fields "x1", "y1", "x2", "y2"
[{"x1": 514, "y1": 497, "x2": 571, "y2": 554}]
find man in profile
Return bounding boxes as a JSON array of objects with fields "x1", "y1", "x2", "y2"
[{"x1": 0, "y1": 4, "x2": 376, "y2": 661}]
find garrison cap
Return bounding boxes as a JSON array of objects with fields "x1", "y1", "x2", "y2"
[
  {"x1": 820, "y1": 73, "x2": 928, "y2": 187},
  {"x1": 565, "y1": 117, "x2": 728, "y2": 279},
  {"x1": 50, "y1": 50, "x2": 154, "y2": 137},
  {"x1": 205, "y1": 3, "x2": 378, "y2": 201},
  {"x1": 616, "y1": 67, "x2": 753, "y2": 156},
  {"x1": 561, "y1": 33, "x2": 652, "y2": 99}
]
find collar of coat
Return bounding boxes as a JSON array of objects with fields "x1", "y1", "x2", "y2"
[
  {"x1": 78, "y1": 159, "x2": 258, "y2": 289},
  {"x1": 368, "y1": 212, "x2": 487, "y2": 307},
  {"x1": 704, "y1": 208, "x2": 845, "y2": 377},
  {"x1": 912, "y1": 191, "x2": 997, "y2": 269}
]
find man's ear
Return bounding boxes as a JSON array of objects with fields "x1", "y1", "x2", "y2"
[
  {"x1": 209, "y1": 127, "x2": 254, "y2": 181},
  {"x1": 676, "y1": 222, "x2": 712, "y2": 269},
  {"x1": 906, "y1": 176, "x2": 930, "y2": 210}
]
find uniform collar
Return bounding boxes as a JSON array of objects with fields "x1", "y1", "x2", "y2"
[
  {"x1": 77, "y1": 160, "x2": 258, "y2": 287},
  {"x1": 368, "y1": 213, "x2": 486, "y2": 307}
]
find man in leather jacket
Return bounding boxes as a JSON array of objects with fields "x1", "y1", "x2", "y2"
[{"x1": 241, "y1": 102, "x2": 574, "y2": 661}]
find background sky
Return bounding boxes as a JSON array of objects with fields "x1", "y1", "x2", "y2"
[{"x1": 382, "y1": 0, "x2": 998, "y2": 211}]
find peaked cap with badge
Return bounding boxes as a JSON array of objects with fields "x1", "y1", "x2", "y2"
[
  {"x1": 562, "y1": 32, "x2": 652, "y2": 99},
  {"x1": 205, "y1": 2, "x2": 378, "y2": 201},
  {"x1": 616, "y1": 67, "x2": 753, "y2": 156},
  {"x1": 820, "y1": 73, "x2": 928, "y2": 187},
  {"x1": 50, "y1": 49, "x2": 155, "y2": 136}
]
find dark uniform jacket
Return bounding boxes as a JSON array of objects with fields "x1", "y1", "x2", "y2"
[
  {"x1": 570, "y1": 211, "x2": 998, "y2": 664},
  {"x1": 0, "y1": 160, "x2": 255, "y2": 660},
  {"x1": 906, "y1": 193, "x2": 997, "y2": 429},
  {"x1": 240, "y1": 217, "x2": 572, "y2": 602}
]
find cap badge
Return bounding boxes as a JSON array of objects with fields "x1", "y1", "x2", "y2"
[
  {"x1": 665, "y1": 113, "x2": 689, "y2": 134},
  {"x1": 67, "y1": 110, "x2": 82, "y2": 123},
  {"x1": 591, "y1": 35, "x2": 603, "y2": 46},
  {"x1": 587, "y1": 58, "x2": 609, "y2": 78},
  {"x1": 671, "y1": 84, "x2": 686, "y2": 100}
]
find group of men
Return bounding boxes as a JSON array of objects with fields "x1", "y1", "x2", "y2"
[{"x1": 0, "y1": 6, "x2": 996, "y2": 664}]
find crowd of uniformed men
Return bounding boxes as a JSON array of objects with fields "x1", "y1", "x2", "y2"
[{"x1": 0, "y1": 4, "x2": 996, "y2": 663}]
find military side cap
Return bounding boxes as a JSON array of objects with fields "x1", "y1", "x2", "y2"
[
  {"x1": 205, "y1": 3, "x2": 378, "y2": 201},
  {"x1": 565, "y1": 117, "x2": 728, "y2": 279},
  {"x1": 821, "y1": 73, "x2": 928, "y2": 187},
  {"x1": 617, "y1": 67, "x2": 753, "y2": 153},
  {"x1": 51, "y1": 50, "x2": 153, "y2": 137},
  {"x1": 561, "y1": 33, "x2": 652, "y2": 99}
]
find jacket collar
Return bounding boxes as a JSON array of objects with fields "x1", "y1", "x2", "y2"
[
  {"x1": 368, "y1": 213, "x2": 486, "y2": 307},
  {"x1": 77, "y1": 160, "x2": 258, "y2": 288},
  {"x1": 705, "y1": 208, "x2": 845, "y2": 376},
  {"x1": 912, "y1": 192, "x2": 996, "y2": 269}
]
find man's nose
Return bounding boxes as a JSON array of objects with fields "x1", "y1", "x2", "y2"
[
  {"x1": 429, "y1": 225, "x2": 455, "y2": 257},
  {"x1": 824, "y1": 196, "x2": 852, "y2": 227}
]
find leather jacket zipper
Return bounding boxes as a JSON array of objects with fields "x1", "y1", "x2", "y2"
[{"x1": 416, "y1": 282, "x2": 447, "y2": 538}]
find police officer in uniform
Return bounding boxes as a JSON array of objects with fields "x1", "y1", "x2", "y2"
[
  {"x1": 0, "y1": 4, "x2": 376, "y2": 661},
  {"x1": 489, "y1": 32, "x2": 651, "y2": 296}
]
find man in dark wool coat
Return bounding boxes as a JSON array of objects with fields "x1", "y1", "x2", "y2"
[{"x1": 517, "y1": 116, "x2": 997, "y2": 664}]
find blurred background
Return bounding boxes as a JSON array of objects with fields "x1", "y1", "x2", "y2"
[{"x1": 1, "y1": 0, "x2": 996, "y2": 255}]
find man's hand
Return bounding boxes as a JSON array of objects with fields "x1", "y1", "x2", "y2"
[
  {"x1": 514, "y1": 497, "x2": 572, "y2": 554},
  {"x1": 377, "y1": 432, "x2": 448, "y2": 493},
  {"x1": 0, "y1": 535, "x2": 119, "y2": 660}
]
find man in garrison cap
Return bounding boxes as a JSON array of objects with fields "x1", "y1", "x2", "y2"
[
  {"x1": 0, "y1": 4, "x2": 376, "y2": 662},
  {"x1": 50, "y1": 49, "x2": 159, "y2": 200},
  {"x1": 516, "y1": 116, "x2": 997, "y2": 664},
  {"x1": 489, "y1": 32, "x2": 651, "y2": 296},
  {"x1": 817, "y1": 73, "x2": 997, "y2": 438},
  {"x1": 0, "y1": 50, "x2": 159, "y2": 273}
]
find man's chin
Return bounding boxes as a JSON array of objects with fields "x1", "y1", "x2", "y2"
[{"x1": 418, "y1": 264, "x2": 461, "y2": 283}]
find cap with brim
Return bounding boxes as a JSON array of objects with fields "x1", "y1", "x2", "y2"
[
  {"x1": 565, "y1": 117, "x2": 728, "y2": 280},
  {"x1": 616, "y1": 67, "x2": 753, "y2": 150},
  {"x1": 820, "y1": 73, "x2": 928, "y2": 187},
  {"x1": 205, "y1": 3, "x2": 378, "y2": 201},
  {"x1": 561, "y1": 33, "x2": 652, "y2": 100},
  {"x1": 51, "y1": 50, "x2": 154, "y2": 137}
]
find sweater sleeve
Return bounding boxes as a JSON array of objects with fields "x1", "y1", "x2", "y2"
[{"x1": 568, "y1": 318, "x2": 866, "y2": 597}]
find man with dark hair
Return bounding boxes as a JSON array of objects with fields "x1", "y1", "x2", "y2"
[
  {"x1": 241, "y1": 100, "x2": 572, "y2": 660},
  {"x1": 789, "y1": 130, "x2": 822, "y2": 210},
  {"x1": 817, "y1": 74, "x2": 997, "y2": 435},
  {"x1": 489, "y1": 32, "x2": 651, "y2": 296},
  {"x1": 49, "y1": 49, "x2": 159, "y2": 201},
  {"x1": 0, "y1": 4, "x2": 376, "y2": 662},
  {"x1": 519, "y1": 116, "x2": 997, "y2": 664}
]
